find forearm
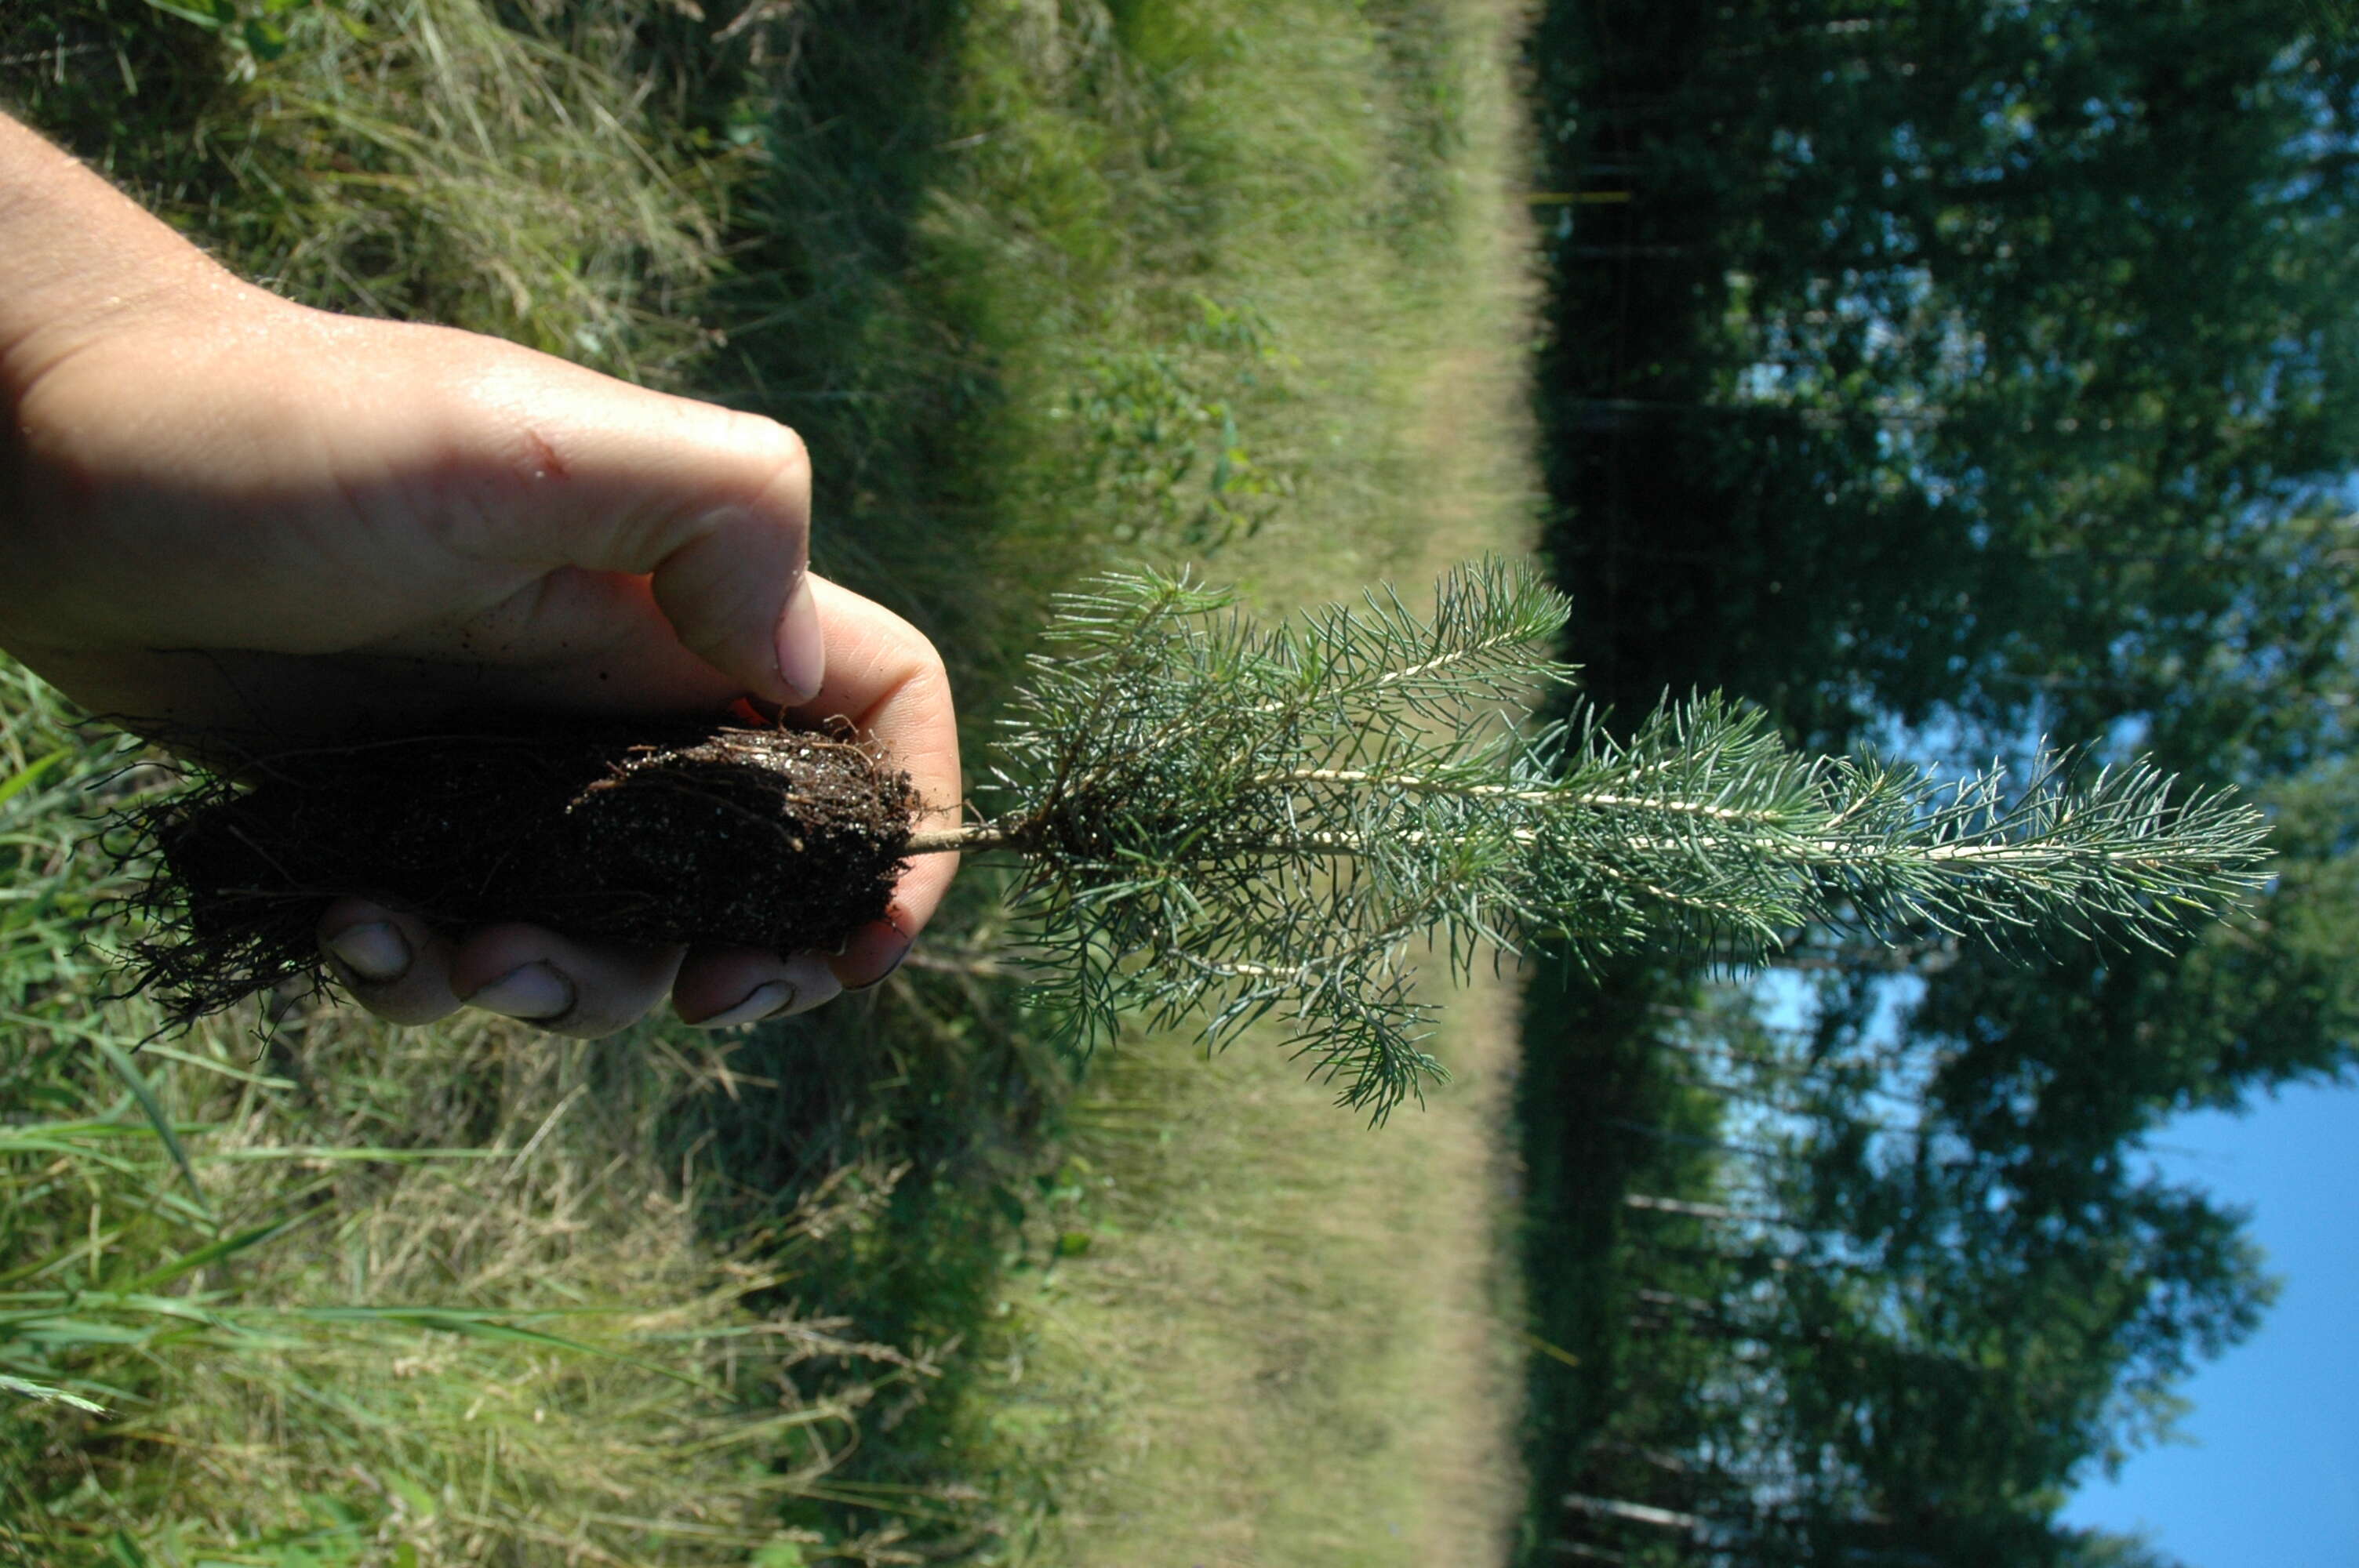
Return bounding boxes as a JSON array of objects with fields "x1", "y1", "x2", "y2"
[{"x1": 0, "y1": 113, "x2": 242, "y2": 409}]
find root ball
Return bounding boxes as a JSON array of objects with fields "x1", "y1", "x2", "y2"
[{"x1": 119, "y1": 723, "x2": 918, "y2": 1025}]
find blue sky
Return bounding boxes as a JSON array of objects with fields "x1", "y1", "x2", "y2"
[{"x1": 2061, "y1": 1078, "x2": 2359, "y2": 1567}]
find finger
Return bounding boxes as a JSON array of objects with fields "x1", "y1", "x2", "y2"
[
  {"x1": 793, "y1": 578, "x2": 961, "y2": 984},
  {"x1": 318, "y1": 898, "x2": 462, "y2": 1026},
  {"x1": 449, "y1": 923, "x2": 685, "y2": 1040},
  {"x1": 651, "y1": 499, "x2": 825, "y2": 708},
  {"x1": 674, "y1": 949, "x2": 844, "y2": 1028}
]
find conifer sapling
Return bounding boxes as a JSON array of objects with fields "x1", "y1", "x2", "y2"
[{"x1": 123, "y1": 561, "x2": 2270, "y2": 1117}]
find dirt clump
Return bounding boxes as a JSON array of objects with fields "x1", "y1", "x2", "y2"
[{"x1": 118, "y1": 721, "x2": 918, "y2": 1025}]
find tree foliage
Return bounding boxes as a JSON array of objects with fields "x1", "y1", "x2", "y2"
[
  {"x1": 963, "y1": 561, "x2": 2263, "y2": 1118},
  {"x1": 1537, "y1": 0, "x2": 2359, "y2": 757}
]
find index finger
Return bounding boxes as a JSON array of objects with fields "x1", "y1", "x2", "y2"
[{"x1": 794, "y1": 575, "x2": 961, "y2": 982}]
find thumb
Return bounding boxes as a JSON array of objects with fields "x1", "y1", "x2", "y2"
[
  {"x1": 456, "y1": 350, "x2": 825, "y2": 704},
  {"x1": 641, "y1": 429, "x2": 826, "y2": 706}
]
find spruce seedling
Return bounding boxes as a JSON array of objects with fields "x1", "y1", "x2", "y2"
[
  {"x1": 914, "y1": 559, "x2": 2268, "y2": 1116},
  {"x1": 125, "y1": 560, "x2": 2269, "y2": 1120}
]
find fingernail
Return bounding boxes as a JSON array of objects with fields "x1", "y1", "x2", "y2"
[
  {"x1": 836, "y1": 919, "x2": 911, "y2": 990},
  {"x1": 467, "y1": 962, "x2": 574, "y2": 1022},
  {"x1": 844, "y1": 943, "x2": 908, "y2": 992},
  {"x1": 323, "y1": 920, "x2": 410, "y2": 985},
  {"x1": 687, "y1": 979, "x2": 796, "y2": 1029},
  {"x1": 775, "y1": 575, "x2": 825, "y2": 705},
  {"x1": 775, "y1": 953, "x2": 843, "y2": 1017}
]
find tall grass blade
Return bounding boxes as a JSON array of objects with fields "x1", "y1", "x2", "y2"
[
  {"x1": 282, "y1": 1306, "x2": 711, "y2": 1388},
  {"x1": 122, "y1": 1213, "x2": 316, "y2": 1294},
  {"x1": 0, "y1": 750, "x2": 65, "y2": 809},
  {"x1": 0, "y1": 1372, "x2": 106, "y2": 1413},
  {"x1": 92, "y1": 1040, "x2": 210, "y2": 1221}
]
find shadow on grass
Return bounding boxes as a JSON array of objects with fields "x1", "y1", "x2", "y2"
[
  {"x1": 642, "y1": 3, "x2": 1080, "y2": 1551},
  {"x1": 692, "y1": 0, "x2": 1041, "y2": 674}
]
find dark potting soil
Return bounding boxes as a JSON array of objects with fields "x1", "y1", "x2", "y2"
[{"x1": 120, "y1": 722, "x2": 917, "y2": 1025}]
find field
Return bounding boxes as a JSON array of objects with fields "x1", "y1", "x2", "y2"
[{"x1": 0, "y1": 2, "x2": 1541, "y2": 1563}]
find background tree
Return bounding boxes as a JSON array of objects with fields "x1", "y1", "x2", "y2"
[
  {"x1": 1518, "y1": 1, "x2": 2359, "y2": 1560},
  {"x1": 1538, "y1": 0, "x2": 2359, "y2": 753}
]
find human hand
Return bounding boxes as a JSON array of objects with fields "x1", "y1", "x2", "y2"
[{"x1": 0, "y1": 118, "x2": 958, "y2": 1035}]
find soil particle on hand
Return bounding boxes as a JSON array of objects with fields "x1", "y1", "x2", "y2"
[{"x1": 119, "y1": 721, "x2": 917, "y2": 1025}]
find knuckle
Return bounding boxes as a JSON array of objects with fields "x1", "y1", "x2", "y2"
[{"x1": 730, "y1": 412, "x2": 810, "y2": 506}]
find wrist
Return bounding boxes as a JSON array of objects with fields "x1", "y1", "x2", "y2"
[{"x1": 0, "y1": 114, "x2": 242, "y2": 413}]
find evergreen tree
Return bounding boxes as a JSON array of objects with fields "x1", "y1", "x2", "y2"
[
  {"x1": 1536, "y1": 0, "x2": 2359, "y2": 752},
  {"x1": 1518, "y1": 2, "x2": 2359, "y2": 1559}
]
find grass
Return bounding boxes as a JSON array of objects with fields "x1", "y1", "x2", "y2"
[
  {"x1": 1001, "y1": 972, "x2": 1529, "y2": 1566},
  {"x1": 0, "y1": 0, "x2": 1543, "y2": 1560},
  {"x1": 0, "y1": 665, "x2": 909, "y2": 1565}
]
